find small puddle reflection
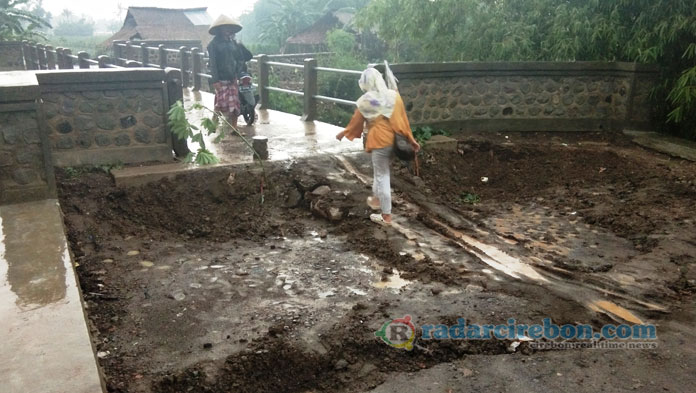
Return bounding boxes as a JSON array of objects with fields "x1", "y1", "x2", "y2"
[
  {"x1": 1, "y1": 201, "x2": 68, "y2": 310},
  {"x1": 373, "y1": 269, "x2": 411, "y2": 289}
]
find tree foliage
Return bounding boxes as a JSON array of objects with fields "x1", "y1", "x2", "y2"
[
  {"x1": 240, "y1": 0, "x2": 369, "y2": 50},
  {"x1": 0, "y1": 0, "x2": 51, "y2": 41},
  {"x1": 52, "y1": 9, "x2": 95, "y2": 37},
  {"x1": 357, "y1": 0, "x2": 696, "y2": 137}
]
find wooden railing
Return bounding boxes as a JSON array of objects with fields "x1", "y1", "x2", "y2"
[{"x1": 22, "y1": 40, "x2": 358, "y2": 122}]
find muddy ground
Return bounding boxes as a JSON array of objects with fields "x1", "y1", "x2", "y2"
[{"x1": 58, "y1": 131, "x2": 696, "y2": 393}]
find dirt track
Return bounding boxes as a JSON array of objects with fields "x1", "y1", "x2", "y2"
[{"x1": 58, "y1": 131, "x2": 696, "y2": 392}]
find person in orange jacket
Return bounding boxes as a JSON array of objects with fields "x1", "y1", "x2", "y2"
[{"x1": 336, "y1": 63, "x2": 420, "y2": 226}]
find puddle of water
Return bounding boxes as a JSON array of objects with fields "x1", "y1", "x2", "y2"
[{"x1": 373, "y1": 269, "x2": 411, "y2": 289}]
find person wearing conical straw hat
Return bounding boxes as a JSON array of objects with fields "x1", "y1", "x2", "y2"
[{"x1": 207, "y1": 14, "x2": 252, "y2": 128}]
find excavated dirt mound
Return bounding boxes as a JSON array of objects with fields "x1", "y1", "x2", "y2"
[{"x1": 57, "y1": 131, "x2": 696, "y2": 393}]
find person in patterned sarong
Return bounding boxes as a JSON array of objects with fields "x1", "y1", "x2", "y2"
[{"x1": 207, "y1": 15, "x2": 252, "y2": 128}]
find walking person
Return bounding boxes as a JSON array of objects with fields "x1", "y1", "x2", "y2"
[
  {"x1": 207, "y1": 15, "x2": 253, "y2": 128},
  {"x1": 335, "y1": 63, "x2": 421, "y2": 226}
]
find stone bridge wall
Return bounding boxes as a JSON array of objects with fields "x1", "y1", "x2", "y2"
[
  {"x1": 36, "y1": 69, "x2": 174, "y2": 166},
  {"x1": 0, "y1": 72, "x2": 55, "y2": 204},
  {"x1": 0, "y1": 68, "x2": 178, "y2": 204},
  {"x1": 387, "y1": 62, "x2": 657, "y2": 131}
]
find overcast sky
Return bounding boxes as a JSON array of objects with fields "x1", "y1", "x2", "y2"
[{"x1": 42, "y1": 0, "x2": 260, "y2": 21}]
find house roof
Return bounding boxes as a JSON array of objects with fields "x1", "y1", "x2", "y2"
[
  {"x1": 104, "y1": 7, "x2": 213, "y2": 47},
  {"x1": 286, "y1": 10, "x2": 355, "y2": 45},
  {"x1": 125, "y1": 7, "x2": 211, "y2": 26}
]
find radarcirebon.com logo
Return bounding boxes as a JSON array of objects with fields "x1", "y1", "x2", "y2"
[{"x1": 374, "y1": 315, "x2": 417, "y2": 351}]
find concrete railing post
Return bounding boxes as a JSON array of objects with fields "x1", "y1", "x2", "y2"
[
  {"x1": 55, "y1": 47, "x2": 64, "y2": 69},
  {"x1": 45, "y1": 46, "x2": 56, "y2": 69},
  {"x1": 191, "y1": 47, "x2": 201, "y2": 91},
  {"x1": 36, "y1": 44, "x2": 47, "y2": 69},
  {"x1": 98, "y1": 55, "x2": 111, "y2": 68},
  {"x1": 112, "y1": 41, "x2": 124, "y2": 66},
  {"x1": 78, "y1": 52, "x2": 90, "y2": 69},
  {"x1": 165, "y1": 68, "x2": 191, "y2": 158},
  {"x1": 61, "y1": 48, "x2": 73, "y2": 69},
  {"x1": 140, "y1": 43, "x2": 149, "y2": 67},
  {"x1": 125, "y1": 41, "x2": 133, "y2": 62},
  {"x1": 29, "y1": 43, "x2": 39, "y2": 70},
  {"x1": 257, "y1": 54, "x2": 269, "y2": 109},
  {"x1": 302, "y1": 58, "x2": 318, "y2": 121},
  {"x1": 21, "y1": 41, "x2": 31, "y2": 70},
  {"x1": 179, "y1": 46, "x2": 190, "y2": 88},
  {"x1": 158, "y1": 44, "x2": 167, "y2": 69}
]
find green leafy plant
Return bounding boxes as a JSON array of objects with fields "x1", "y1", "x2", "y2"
[
  {"x1": 167, "y1": 100, "x2": 222, "y2": 165},
  {"x1": 357, "y1": 0, "x2": 696, "y2": 140},
  {"x1": 167, "y1": 100, "x2": 269, "y2": 203},
  {"x1": 0, "y1": 0, "x2": 52, "y2": 41},
  {"x1": 460, "y1": 192, "x2": 481, "y2": 204},
  {"x1": 96, "y1": 161, "x2": 123, "y2": 174},
  {"x1": 412, "y1": 125, "x2": 451, "y2": 145},
  {"x1": 64, "y1": 166, "x2": 81, "y2": 178}
]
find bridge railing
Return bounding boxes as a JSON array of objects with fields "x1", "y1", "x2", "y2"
[
  {"x1": 256, "y1": 55, "x2": 360, "y2": 121},
  {"x1": 21, "y1": 40, "x2": 357, "y2": 122}
]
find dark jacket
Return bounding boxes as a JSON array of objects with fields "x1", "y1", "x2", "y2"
[{"x1": 207, "y1": 35, "x2": 253, "y2": 83}]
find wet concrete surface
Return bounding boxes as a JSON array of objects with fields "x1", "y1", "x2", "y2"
[
  {"x1": 183, "y1": 89, "x2": 362, "y2": 163},
  {"x1": 0, "y1": 200, "x2": 104, "y2": 393},
  {"x1": 624, "y1": 130, "x2": 696, "y2": 162},
  {"x1": 112, "y1": 90, "x2": 361, "y2": 187}
]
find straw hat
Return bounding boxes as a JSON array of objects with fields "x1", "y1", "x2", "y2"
[{"x1": 209, "y1": 14, "x2": 243, "y2": 35}]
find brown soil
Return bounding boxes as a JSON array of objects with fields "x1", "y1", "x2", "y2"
[{"x1": 57, "y1": 131, "x2": 696, "y2": 393}]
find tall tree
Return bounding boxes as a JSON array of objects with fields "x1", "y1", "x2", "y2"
[
  {"x1": 52, "y1": 9, "x2": 94, "y2": 37},
  {"x1": 0, "y1": 0, "x2": 51, "y2": 40}
]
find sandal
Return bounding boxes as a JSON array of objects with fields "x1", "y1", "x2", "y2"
[
  {"x1": 370, "y1": 213, "x2": 391, "y2": 226},
  {"x1": 366, "y1": 196, "x2": 380, "y2": 210}
]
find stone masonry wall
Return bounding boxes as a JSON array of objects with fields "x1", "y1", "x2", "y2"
[
  {"x1": 399, "y1": 75, "x2": 625, "y2": 122},
  {"x1": 388, "y1": 62, "x2": 658, "y2": 131},
  {"x1": 0, "y1": 110, "x2": 53, "y2": 203},
  {"x1": 35, "y1": 69, "x2": 174, "y2": 166},
  {"x1": 0, "y1": 72, "x2": 55, "y2": 205},
  {"x1": 42, "y1": 89, "x2": 167, "y2": 149},
  {"x1": 0, "y1": 42, "x2": 25, "y2": 71}
]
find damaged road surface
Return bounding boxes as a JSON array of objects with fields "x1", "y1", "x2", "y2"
[{"x1": 58, "y1": 132, "x2": 696, "y2": 393}]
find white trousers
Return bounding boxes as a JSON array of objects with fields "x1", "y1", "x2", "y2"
[{"x1": 371, "y1": 146, "x2": 393, "y2": 214}]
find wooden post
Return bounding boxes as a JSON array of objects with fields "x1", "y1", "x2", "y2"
[
  {"x1": 179, "y1": 46, "x2": 190, "y2": 88},
  {"x1": 112, "y1": 41, "x2": 124, "y2": 66},
  {"x1": 257, "y1": 54, "x2": 269, "y2": 109},
  {"x1": 302, "y1": 58, "x2": 318, "y2": 121},
  {"x1": 98, "y1": 55, "x2": 111, "y2": 68},
  {"x1": 78, "y1": 52, "x2": 90, "y2": 69},
  {"x1": 45, "y1": 46, "x2": 56, "y2": 69},
  {"x1": 165, "y1": 68, "x2": 191, "y2": 158},
  {"x1": 140, "y1": 43, "x2": 149, "y2": 67},
  {"x1": 36, "y1": 44, "x2": 47, "y2": 69},
  {"x1": 62, "y1": 49, "x2": 73, "y2": 69},
  {"x1": 158, "y1": 44, "x2": 167, "y2": 69},
  {"x1": 191, "y1": 47, "x2": 201, "y2": 91}
]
